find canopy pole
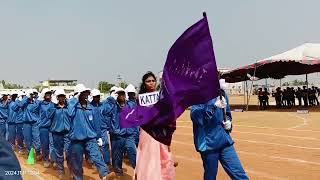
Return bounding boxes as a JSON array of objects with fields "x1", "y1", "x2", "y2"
[
  {"x1": 306, "y1": 74, "x2": 308, "y2": 89},
  {"x1": 243, "y1": 81, "x2": 246, "y2": 107},
  {"x1": 265, "y1": 78, "x2": 268, "y2": 89},
  {"x1": 245, "y1": 80, "x2": 249, "y2": 110},
  {"x1": 246, "y1": 63, "x2": 258, "y2": 111}
]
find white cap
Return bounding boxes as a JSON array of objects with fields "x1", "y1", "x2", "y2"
[
  {"x1": 125, "y1": 84, "x2": 136, "y2": 93},
  {"x1": 1, "y1": 91, "x2": 9, "y2": 95},
  {"x1": 32, "y1": 89, "x2": 38, "y2": 94},
  {"x1": 55, "y1": 89, "x2": 66, "y2": 96},
  {"x1": 219, "y1": 79, "x2": 228, "y2": 90},
  {"x1": 74, "y1": 84, "x2": 90, "y2": 93},
  {"x1": 18, "y1": 91, "x2": 26, "y2": 97},
  {"x1": 26, "y1": 89, "x2": 34, "y2": 96},
  {"x1": 91, "y1": 89, "x2": 101, "y2": 97},
  {"x1": 110, "y1": 86, "x2": 118, "y2": 92},
  {"x1": 41, "y1": 88, "x2": 51, "y2": 95},
  {"x1": 115, "y1": 87, "x2": 125, "y2": 94},
  {"x1": 10, "y1": 91, "x2": 18, "y2": 95}
]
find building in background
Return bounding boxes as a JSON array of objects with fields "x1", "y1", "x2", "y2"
[{"x1": 40, "y1": 80, "x2": 77, "y2": 94}]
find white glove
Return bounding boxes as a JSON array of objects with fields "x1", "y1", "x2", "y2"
[
  {"x1": 223, "y1": 120, "x2": 232, "y2": 131},
  {"x1": 97, "y1": 138, "x2": 103, "y2": 147},
  {"x1": 110, "y1": 92, "x2": 118, "y2": 100},
  {"x1": 88, "y1": 95, "x2": 93, "y2": 102},
  {"x1": 214, "y1": 96, "x2": 226, "y2": 109},
  {"x1": 26, "y1": 93, "x2": 31, "y2": 98}
]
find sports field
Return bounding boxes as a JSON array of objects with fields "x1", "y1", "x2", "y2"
[{"x1": 17, "y1": 95, "x2": 320, "y2": 180}]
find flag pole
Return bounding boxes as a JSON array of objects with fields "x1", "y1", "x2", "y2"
[{"x1": 203, "y1": 12, "x2": 207, "y2": 18}]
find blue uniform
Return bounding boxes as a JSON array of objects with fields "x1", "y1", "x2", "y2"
[
  {"x1": 11, "y1": 99, "x2": 25, "y2": 151},
  {"x1": 190, "y1": 95, "x2": 248, "y2": 180},
  {"x1": 91, "y1": 101, "x2": 110, "y2": 165},
  {"x1": 68, "y1": 98, "x2": 109, "y2": 180},
  {"x1": 38, "y1": 100, "x2": 56, "y2": 163},
  {"x1": 48, "y1": 103, "x2": 71, "y2": 175},
  {"x1": 19, "y1": 97, "x2": 41, "y2": 153},
  {"x1": 7, "y1": 101, "x2": 18, "y2": 149},
  {"x1": 102, "y1": 99, "x2": 137, "y2": 172},
  {"x1": 0, "y1": 99, "x2": 8, "y2": 139}
]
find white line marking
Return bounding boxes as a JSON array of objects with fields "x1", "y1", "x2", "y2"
[
  {"x1": 286, "y1": 113, "x2": 309, "y2": 129},
  {"x1": 174, "y1": 133, "x2": 320, "y2": 150},
  {"x1": 172, "y1": 140, "x2": 320, "y2": 166},
  {"x1": 234, "y1": 138, "x2": 320, "y2": 150},
  {"x1": 174, "y1": 155, "x2": 288, "y2": 180},
  {"x1": 234, "y1": 125, "x2": 320, "y2": 133},
  {"x1": 176, "y1": 130, "x2": 319, "y2": 141},
  {"x1": 232, "y1": 131, "x2": 319, "y2": 141},
  {"x1": 237, "y1": 151, "x2": 320, "y2": 166},
  {"x1": 177, "y1": 125, "x2": 192, "y2": 128}
]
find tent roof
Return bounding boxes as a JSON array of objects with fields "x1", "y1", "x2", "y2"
[{"x1": 221, "y1": 43, "x2": 320, "y2": 83}]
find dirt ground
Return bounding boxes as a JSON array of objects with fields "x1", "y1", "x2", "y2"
[{"x1": 17, "y1": 95, "x2": 320, "y2": 180}]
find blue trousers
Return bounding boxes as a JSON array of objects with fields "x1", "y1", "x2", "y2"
[
  {"x1": 16, "y1": 123, "x2": 24, "y2": 151},
  {"x1": 69, "y1": 138, "x2": 109, "y2": 180},
  {"x1": 134, "y1": 128, "x2": 140, "y2": 147},
  {"x1": 40, "y1": 128, "x2": 57, "y2": 162},
  {"x1": 0, "y1": 123, "x2": 6, "y2": 139},
  {"x1": 101, "y1": 129, "x2": 111, "y2": 164},
  {"x1": 23, "y1": 122, "x2": 41, "y2": 153},
  {"x1": 52, "y1": 132, "x2": 71, "y2": 175},
  {"x1": 49, "y1": 132, "x2": 56, "y2": 162},
  {"x1": 111, "y1": 134, "x2": 136, "y2": 170},
  {"x1": 200, "y1": 145, "x2": 249, "y2": 180},
  {"x1": 39, "y1": 128, "x2": 50, "y2": 162},
  {"x1": 8, "y1": 123, "x2": 17, "y2": 149}
]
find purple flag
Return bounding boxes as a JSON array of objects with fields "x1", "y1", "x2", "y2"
[{"x1": 120, "y1": 13, "x2": 220, "y2": 145}]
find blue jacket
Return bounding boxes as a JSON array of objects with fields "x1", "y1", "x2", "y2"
[
  {"x1": 48, "y1": 103, "x2": 71, "y2": 133},
  {"x1": 190, "y1": 95, "x2": 233, "y2": 152},
  {"x1": 0, "y1": 100, "x2": 8, "y2": 123},
  {"x1": 90, "y1": 101, "x2": 103, "y2": 136},
  {"x1": 102, "y1": 99, "x2": 137, "y2": 136},
  {"x1": 19, "y1": 97, "x2": 40, "y2": 123},
  {"x1": 68, "y1": 98, "x2": 101, "y2": 141},
  {"x1": 11, "y1": 100, "x2": 24, "y2": 124},
  {"x1": 38, "y1": 101, "x2": 54, "y2": 128},
  {"x1": 7, "y1": 101, "x2": 18, "y2": 124}
]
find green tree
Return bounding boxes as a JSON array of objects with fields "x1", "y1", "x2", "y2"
[
  {"x1": 97, "y1": 81, "x2": 115, "y2": 93},
  {"x1": 156, "y1": 84, "x2": 161, "y2": 91},
  {"x1": 119, "y1": 81, "x2": 128, "y2": 89},
  {"x1": 282, "y1": 82, "x2": 290, "y2": 86},
  {"x1": 1, "y1": 80, "x2": 24, "y2": 89},
  {"x1": 291, "y1": 79, "x2": 306, "y2": 86}
]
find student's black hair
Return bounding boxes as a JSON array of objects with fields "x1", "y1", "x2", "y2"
[{"x1": 139, "y1": 71, "x2": 157, "y2": 94}]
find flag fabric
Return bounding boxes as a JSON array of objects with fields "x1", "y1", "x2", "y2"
[{"x1": 120, "y1": 13, "x2": 220, "y2": 145}]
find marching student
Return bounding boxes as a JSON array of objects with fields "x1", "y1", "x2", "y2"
[
  {"x1": 102, "y1": 87, "x2": 137, "y2": 176},
  {"x1": 68, "y1": 84, "x2": 115, "y2": 180},
  {"x1": 190, "y1": 79, "x2": 248, "y2": 180},
  {"x1": 48, "y1": 89, "x2": 71, "y2": 178},
  {"x1": 90, "y1": 89, "x2": 111, "y2": 166}
]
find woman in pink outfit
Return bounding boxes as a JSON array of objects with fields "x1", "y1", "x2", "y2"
[{"x1": 134, "y1": 71, "x2": 175, "y2": 180}]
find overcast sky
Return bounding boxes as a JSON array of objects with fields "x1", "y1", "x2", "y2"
[{"x1": 1, "y1": 0, "x2": 320, "y2": 88}]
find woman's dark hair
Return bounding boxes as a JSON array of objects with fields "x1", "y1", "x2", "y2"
[{"x1": 139, "y1": 71, "x2": 157, "y2": 94}]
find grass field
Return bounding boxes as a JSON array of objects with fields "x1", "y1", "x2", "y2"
[{"x1": 17, "y1": 95, "x2": 320, "y2": 180}]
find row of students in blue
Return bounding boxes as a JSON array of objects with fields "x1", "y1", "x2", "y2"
[
  {"x1": 67, "y1": 84, "x2": 138, "y2": 179},
  {"x1": 0, "y1": 83, "x2": 139, "y2": 180}
]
